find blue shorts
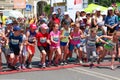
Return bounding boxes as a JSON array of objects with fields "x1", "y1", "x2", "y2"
[
  {"x1": 69, "y1": 43, "x2": 81, "y2": 51},
  {"x1": 60, "y1": 42, "x2": 67, "y2": 46}
]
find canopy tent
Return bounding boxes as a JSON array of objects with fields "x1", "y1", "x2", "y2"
[{"x1": 84, "y1": 3, "x2": 108, "y2": 13}]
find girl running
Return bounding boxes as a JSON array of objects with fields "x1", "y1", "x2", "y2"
[
  {"x1": 69, "y1": 22, "x2": 83, "y2": 64},
  {"x1": 85, "y1": 28, "x2": 107, "y2": 68},
  {"x1": 49, "y1": 23, "x2": 61, "y2": 66},
  {"x1": 99, "y1": 31, "x2": 120, "y2": 69},
  {"x1": 26, "y1": 24, "x2": 37, "y2": 68},
  {"x1": 19, "y1": 29, "x2": 27, "y2": 69},
  {"x1": 36, "y1": 23, "x2": 50, "y2": 68},
  {"x1": 60, "y1": 20, "x2": 70, "y2": 65}
]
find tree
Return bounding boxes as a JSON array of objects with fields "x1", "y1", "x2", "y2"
[{"x1": 44, "y1": 4, "x2": 51, "y2": 16}]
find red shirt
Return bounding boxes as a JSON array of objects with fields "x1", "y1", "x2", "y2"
[{"x1": 36, "y1": 32, "x2": 49, "y2": 47}]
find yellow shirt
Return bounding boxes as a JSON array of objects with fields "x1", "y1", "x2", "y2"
[{"x1": 60, "y1": 27, "x2": 70, "y2": 42}]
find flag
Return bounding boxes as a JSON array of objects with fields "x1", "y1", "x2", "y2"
[
  {"x1": 14, "y1": 0, "x2": 26, "y2": 9},
  {"x1": 74, "y1": 0, "x2": 82, "y2": 5}
]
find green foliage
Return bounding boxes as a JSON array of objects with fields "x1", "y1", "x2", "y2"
[
  {"x1": 99, "y1": 0, "x2": 112, "y2": 7},
  {"x1": 44, "y1": 4, "x2": 51, "y2": 16},
  {"x1": 88, "y1": 0, "x2": 120, "y2": 7}
]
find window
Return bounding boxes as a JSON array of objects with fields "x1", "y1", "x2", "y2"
[{"x1": 93, "y1": 0, "x2": 99, "y2": 3}]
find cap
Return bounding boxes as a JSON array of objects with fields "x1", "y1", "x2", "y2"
[
  {"x1": 64, "y1": 12, "x2": 69, "y2": 15},
  {"x1": 30, "y1": 24, "x2": 37, "y2": 30},
  {"x1": 41, "y1": 23, "x2": 48, "y2": 29},
  {"x1": 0, "y1": 20, "x2": 2, "y2": 24},
  {"x1": 52, "y1": 12, "x2": 57, "y2": 15},
  {"x1": 6, "y1": 20, "x2": 13, "y2": 25},
  {"x1": 108, "y1": 7, "x2": 113, "y2": 10},
  {"x1": 96, "y1": 8, "x2": 101, "y2": 11},
  {"x1": 13, "y1": 26, "x2": 21, "y2": 31},
  {"x1": 86, "y1": 12, "x2": 91, "y2": 14},
  {"x1": 81, "y1": 9, "x2": 85, "y2": 12}
]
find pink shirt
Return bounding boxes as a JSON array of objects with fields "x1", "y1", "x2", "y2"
[
  {"x1": 70, "y1": 30, "x2": 81, "y2": 45},
  {"x1": 50, "y1": 31, "x2": 60, "y2": 48}
]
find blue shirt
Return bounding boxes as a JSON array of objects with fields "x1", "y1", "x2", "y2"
[
  {"x1": 9, "y1": 33, "x2": 23, "y2": 47},
  {"x1": 105, "y1": 15, "x2": 118, "y2": 30}
]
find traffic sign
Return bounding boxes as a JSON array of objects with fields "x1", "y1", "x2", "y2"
[{"x1": 26, "y1": 4, "x2": 32, "y2": 11}]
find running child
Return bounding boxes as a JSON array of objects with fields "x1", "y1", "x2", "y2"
[
  {"x1": 19, "y1": 29, "x2": 27, "y2": 69},
  {"x1": 69, "y1": 22, "x2": 83, "y2": 64},
  {"x1": 36, "y1": 23, "x2": 50, "y2": 68},
  {"x1": 26, "y1": 24, "x2": 37, "y2": 68},
  {"x1": 60, "y1": 20, "x2": 70, "y2": 65},
  {"x1": 49, "y1": 23, "x2": 61, "y2": 66},
  {"x1": 8, "y1": 26, "x2": 23, "y2": 70},
  {"x1": 99, "y1": 31, "x2": 120, "y2": 69}
]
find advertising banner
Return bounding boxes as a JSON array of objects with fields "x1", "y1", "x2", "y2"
[{"x1": 14, "y1": 0, "x2": 26, "y2": 9}]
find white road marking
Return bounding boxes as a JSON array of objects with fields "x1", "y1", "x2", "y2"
[
  {"x1": 68, "y1": 68, "x2": 111, "y2": 80},
  {"x1": 33, "y1": 56, "x2": 40, "y2": 60},
  {"x1": 68, "y1": 67, "x2": 120, "y2": 80}
]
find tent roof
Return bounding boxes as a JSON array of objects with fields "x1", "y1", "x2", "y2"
[{"x1": 85, "y1": 3, "x2": 108, "y2": 13}]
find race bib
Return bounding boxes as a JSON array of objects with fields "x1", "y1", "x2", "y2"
[
  {"x1": 97, "y1": 31, "x2": 103, "y2": 36},
  {"x1": 87, "y1": 40, "x2": 96, "y2": 46},
  {"x1": 53, "y1": 36, "x2": 59, "y2": 42},
  {"x1": 40, "y1": 37, "x2": 47, "y2": 43},
  {"x1": 73, "y1": 36, "x2": 80, "y2": 41},
  {"x1": 11, "y1": 39, "x2": 19, "y2": 45},
  {"x1": 64, "y1": 32, "x2": 69, "y2": 36}
]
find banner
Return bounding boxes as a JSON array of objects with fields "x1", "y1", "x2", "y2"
[
  {"x1": 14, "y1": 0, "x2": 26, "y2": 9},
  {"x1": 74, "y1": 0, "x2": 82, "y2": 5}
]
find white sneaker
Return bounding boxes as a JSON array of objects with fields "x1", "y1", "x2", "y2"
[{"x1": 79, "y1": 60, "x2": 83, "y2": 64}]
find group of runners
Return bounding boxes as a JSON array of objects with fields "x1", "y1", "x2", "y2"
[{"x1": 0, "y1": 6, "x2": 120, "y2": 72}]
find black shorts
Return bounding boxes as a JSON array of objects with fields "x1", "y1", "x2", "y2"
[
  {"x1": 96, "y1": 43, "x2": 103, "y2": 48},
  {"x1": 38, "y1": 46, "x2": 49, "y2": 53},
  {"x1": 9, "y1": 46, "x2": 20, "y2": 55}
]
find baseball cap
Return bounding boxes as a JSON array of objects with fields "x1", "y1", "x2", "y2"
[
  {"x1": 13, "y1": 26, "x2": 21, "y2": 31},
  {"x1": 64, "y1": 12, "x2": 69, "y2": 15},
  {"x1": 86, "y1": 12, "x2": 91, "y2": 14},
  {"x1": 52, "y1": 12, "x2": 57, "y2": 15},
  {"x1": 6, "y1": 20, "x2": 13, "y2": 25},
  {"x1": 30, "y1": 24, "x2": 37, "y2": 30},
  {"x1": 96, "y1": 8, "x2": 101, "y2": 11},
  {"x1": 81, "y1": 9, "x2": 85, "y2": 12},
  {"x1": 41, "y1": 23, "x2": 48, "y2": 29},
  {"x1": 108, "y1": 7, "x2": 113, "y2": 10},
  {"x1": 0, "y1": 20, "x2": 2, "y2": 24}
]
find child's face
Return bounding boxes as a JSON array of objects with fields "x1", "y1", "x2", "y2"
[
  {"x1": 14, "y1": 30, "x2": 21, "y2": 36},
  {"x1": 54, "y1": 24, "x2": 59, "y2": 30},
  {"x1": 41, "y1": 28, "x2": 47, "y2": 34},
  {"x1": 64, "y1": 24, "x2": 69, "y2": 29},
  {"x1": 91, "y1": 31, "x2": 97, "y2": 37}
]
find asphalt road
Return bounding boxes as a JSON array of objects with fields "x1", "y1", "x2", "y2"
[{"x1": 0, "y1": 47, "x2": 120, "y2": 80}]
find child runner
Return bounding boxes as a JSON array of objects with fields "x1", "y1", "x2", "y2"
[
  {"x1": 8, "y1": 26, "x2": 23, "y2": 70},
  {"x1": 99, "y1": 31, "x2": 120, "y2": 69},
  {"x1": 85, "y1": 28, "x2": 107, "y2": 68},
  {"x1": 69, "y1": 22, "x2": 83, "y2": 64},
  {"x1": 49, "y1": 23, "x2": 61, "y2": 66},
  {"x1": 26, "y1": 24, "x2": 37, "y2": 68},
  {"x1": 36, "y1": 23, "x2": 50, "y2": 68},
  {"x1": 96, "y1": 22, "x2": 106, "y2": 64},
  {"x1": 0, "y1": 33, "x2": 7, "y2": 71},
  {"x1": 19, "y1": 29, "x2": 27, "y2": 69},
  {"x1": 60, "y1": 20, "x2": 70, "y2": 65}
]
